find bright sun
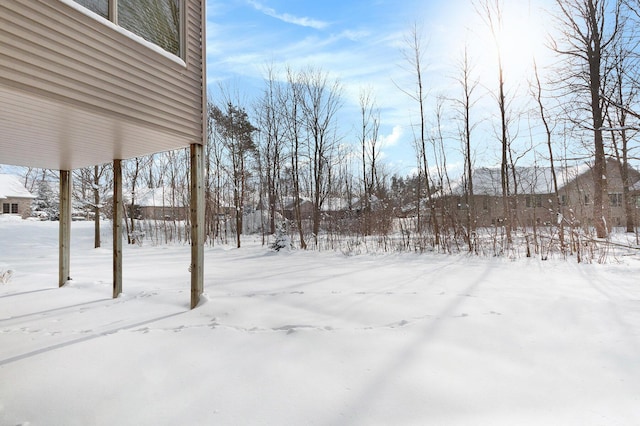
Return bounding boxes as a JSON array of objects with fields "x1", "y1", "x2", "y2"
[{"x1": 469, "y1": 1, "x2": 552, "y2": 83}]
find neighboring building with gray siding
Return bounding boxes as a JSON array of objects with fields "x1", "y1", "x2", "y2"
[{"x1": 442, "y1": 158, "x2": 640, "y2": 230}]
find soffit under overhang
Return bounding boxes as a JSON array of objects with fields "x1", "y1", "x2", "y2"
[{"x1": 0, "y1": 84, "x2": 191, "y2": 170}]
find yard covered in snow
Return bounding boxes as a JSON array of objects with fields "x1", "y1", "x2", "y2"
[{"x1": 1, "y1": 217, "x2": 640, "y2": 425}]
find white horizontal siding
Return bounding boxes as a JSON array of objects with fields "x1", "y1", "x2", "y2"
[{"x1": 0, "y1": 0, "x2": 204, "y2": 170}]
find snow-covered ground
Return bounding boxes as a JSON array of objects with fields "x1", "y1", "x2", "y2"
[{"x1": 1, "y1": 217, "x2": 640, "y2": 425}]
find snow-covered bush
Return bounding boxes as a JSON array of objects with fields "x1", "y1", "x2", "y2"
[
  {"x1": 270, "y1": 220, "x2": 292, "y2": 252},
  {"x1": 31, "y1": 180, "x2": 59, "y2": 220}
]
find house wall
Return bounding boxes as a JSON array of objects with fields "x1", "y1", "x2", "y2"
[
  {"x1": 0, "y1": 0, "x2": 204, "y2": 170},
  {"x1": 139, "y1": 206, "x2": 187, "y2": 221},
  {"x1": 441, "y1": 161, "x2": 640, "y2": 230},
  {"x1": 557, "y1": 161, "x2": 640, "y2": 228},
  {"x1": 1, "y1": 197, "x2": 33, "y2": 219},
  {"x1": 443, "y1": 195, "x2": 559, "y2": 228}
]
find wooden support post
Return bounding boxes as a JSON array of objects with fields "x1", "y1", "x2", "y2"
[
  {"x1": 190, "y1": 2, "x2": 207, "y2": 309},
  {"x1": 113, "y1": 159, "x2": 123, "y2": 298},
  {"x1": 59, "y1": 170, "x2": 71, "y2": 287},
  {"x1": 190, "y1": 143, "x2": 204, "y2": 308}
]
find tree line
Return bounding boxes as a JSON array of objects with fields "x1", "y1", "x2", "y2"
[{"x1": 9, "y1": 0, "x2": 640, "y2": 260}]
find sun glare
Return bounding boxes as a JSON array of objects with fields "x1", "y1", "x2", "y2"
[
  {"x1": 469, "y1": 1, "x2": 552, "y2": 84},
  {"x1": 500, "y1": 6, "x2": 547, "y2": 70}
]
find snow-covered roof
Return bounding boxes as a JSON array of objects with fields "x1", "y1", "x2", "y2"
[
  {"x1": 281, "y1": 196, "x2": 356, "y2": 212},
  {"x1": 133, "y1": 187, "x2": 186, "y2": 208},
  {"x1": 0, "y1": 174, "x2": 35, "y2": 199},
  {"x1": 447, "y1": 164, "x2": 591, "y2": 196},
  {"x1": 322, "y1": 197, "x2": 353, "y2": 212}
]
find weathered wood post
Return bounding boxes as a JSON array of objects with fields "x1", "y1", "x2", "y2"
[
  {"x1": 190, "y1": 143, "x2": 204, "y2": 308},
  {"x1": 113, "y1": 159, "x2": 123, "y2": 298},
  {"x1": 59, "y1": 169, "x2": 71, "y2": 287}
]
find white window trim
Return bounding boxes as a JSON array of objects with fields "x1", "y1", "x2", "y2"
[{"x1": 60, "y1": 0, "x2": 187, "y2": 67}]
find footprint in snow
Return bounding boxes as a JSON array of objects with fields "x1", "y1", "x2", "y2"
[{"x1": 385, "y1": 319, "x2": 410, "y2": 328}]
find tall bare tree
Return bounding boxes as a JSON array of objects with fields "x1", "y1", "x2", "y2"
[
  {"x1": 398, "y1": 23, "x2": 439, "y2": 243},
  {"x1": 452, "y1": 44, "x2": 480, "y2": 250},
  {"x1": 72, "y1": 164, "x2": 111, "y2": 247},
  {"x1": 91, "y1": 164, "x2": 111, "y2": 248},
  {"x1": 358, "y1": 87, "x2": 381, "y2": 236},
  {"x1": 255, "y1": 64, "x2": 286, "y2": 235},
  {"x1": 551, "y1": 0, "x2": 623, "y2": 238},
  {"x1": 476, "y1": 0, "x2": 514, "y2": 243},
  {"x1": 123, "y1": 156, "x2": 150, "y2": 245},
  {"x1": 283, "y1": 66, "x2": 307, "y2": 249},
  {"x1": 603, "y1": 32, "x2": 639, "y2": 233},
  {"x1": 531, "y1": 59, "x2": 566, "y2": 252},
  {"x1": 299, "y1": 66, "x2": 343, "y2": 246}
]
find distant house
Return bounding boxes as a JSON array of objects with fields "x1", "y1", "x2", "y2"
[
  {"x1": 441, "y1": 158, "x2": 640, "y2": 229},
  {"x1": 0, "y1": 174, "x2": 35, "y2": 218},
  {"x1": 281, "y1": 196, "x2": 355, "y2": 221},
  {"x1": 130, "y1": 186, "x2": 188, "y2": 221}
]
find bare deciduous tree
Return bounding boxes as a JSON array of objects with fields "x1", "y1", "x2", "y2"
[
  {"x1": 551, "y1": 0, "x2": 623, "y2": 238},
  {"x1": 397, "y1": 23, "x2": 440, "y2": 244},
  {"x1": 451, "y1": 44, "x2": 481, "y2": 251},
  {"x1": 298, "y1": 66, "x2": 343, "y2": 246},
  {"x1": 475, "y1": 0, "x2": 514, "y2": 244},
  {"x1": 284, "y1": 66, "x2": 307, "y2": 249},
  {"x1": 255, "y1": 64, "x2": 287, "y2": 235},
  {"x1": 603, "y1": 32, "x2": 640, "y2": 233},
  {"x1": 531, "y1": 59, "x2": 565, "y2": 254},
  {"x1": 358, "y1": 87, "x2": 381, "y2": 236}
]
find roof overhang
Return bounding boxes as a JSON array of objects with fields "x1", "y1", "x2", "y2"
[{"x1": 0, "y1": 84, "x2": 192, "y2": 170}]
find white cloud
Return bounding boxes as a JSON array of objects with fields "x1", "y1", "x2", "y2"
[
  {"x1": 381, "y1": 125, "x2": 403, "y2": 148},
  {"x1": 248, "y1": 1, "x2": 329, "y2": 30}
]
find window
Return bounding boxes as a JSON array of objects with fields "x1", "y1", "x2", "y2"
[
  {"x1": 72, "y1": 0, "x2": 183, "y2": 57},
  {"x1": 74, "y1": 0, "x2": 108, "y2": 18},
  {"x1": 2, "y1": 203, "x2": 18, "y2": 214},
  {"x1": 118, "y1": 0, "x2": 182, "y2": 56},
  {"x1": 609, "y1": 193, "x2": 623, "y2": 207},
  {"x1": 526, "y1": 195, "x2": 542, "y2": 208}
]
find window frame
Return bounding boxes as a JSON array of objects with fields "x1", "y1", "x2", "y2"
[
  {"x1": 525, "y1": 195, "x2": 543, "y2": 208},
  {"x1": 482, "y1": 197, "x2": 489, "y2": 211},
  {"x1": 72, "y1": 0, "x2": 185, "y2": 60},
  {"x1": 2, "y1": 203, "x2": 19, "y2": 214},
  {"x1": 609, "y1": 192, "x2": 623, "y2": 208}
]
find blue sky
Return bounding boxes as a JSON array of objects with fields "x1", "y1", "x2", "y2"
[{"x1": 205, "y1": 0, "x2": 556, "y2": 178}]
